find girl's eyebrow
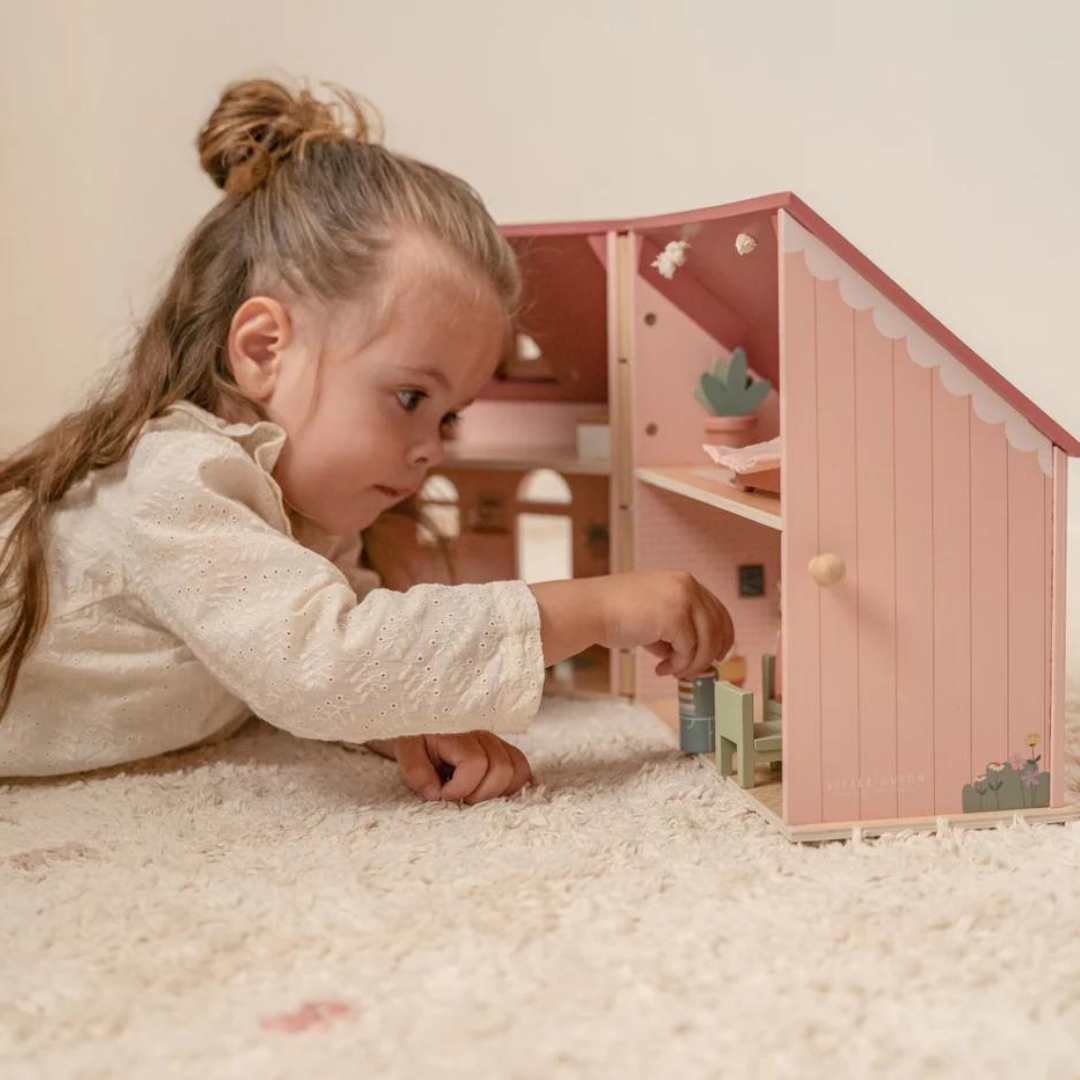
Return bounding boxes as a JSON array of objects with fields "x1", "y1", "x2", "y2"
[
  {"x1": 391, "y1": 364, "x2": 449, "y2": 390},
  {"x1": 390, "y1": 364, "x2": 476, "y2": 408}
]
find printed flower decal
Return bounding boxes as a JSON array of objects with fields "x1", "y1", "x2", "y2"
[{"x1": 963, "y1": 738, "x2": 1049, "y2": 812}]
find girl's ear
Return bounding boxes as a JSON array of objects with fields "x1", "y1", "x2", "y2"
[{"x1": 227, "y1": 297, "x2": 294, "y2": 401}]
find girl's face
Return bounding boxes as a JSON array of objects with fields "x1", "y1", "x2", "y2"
[{"x1": 229, "y1": 244, "x2": 507, "y2": 535}]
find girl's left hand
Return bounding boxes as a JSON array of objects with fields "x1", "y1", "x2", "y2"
[{"x1": 365, "y1": 732, "x2": 534, "y2": 805}]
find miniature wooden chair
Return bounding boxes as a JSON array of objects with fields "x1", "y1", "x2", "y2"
[{"x1": 715, "y1": 654, "x2": 782, "y2": 788}]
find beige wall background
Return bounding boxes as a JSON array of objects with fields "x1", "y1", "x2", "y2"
[{"x1": 3, "y1": 0, "x2": 1080, "y2": 660}]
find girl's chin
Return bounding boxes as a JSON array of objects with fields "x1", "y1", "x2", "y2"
[{"x1": 298, "y1": 504, "x2": 381, "y2": 537}]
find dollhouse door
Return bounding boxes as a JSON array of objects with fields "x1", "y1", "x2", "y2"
[{"x1": 778, "y1": 210, "x2": 1060, "y2": 828}]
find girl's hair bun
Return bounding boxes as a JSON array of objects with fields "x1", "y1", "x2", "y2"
[{"x1": 197, "y1": 77, "x2": 380, "y2": 196}]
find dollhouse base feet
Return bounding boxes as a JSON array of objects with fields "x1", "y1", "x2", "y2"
[{"x1": 721, "y1": 779, "x2": 1080, "y2": 844}]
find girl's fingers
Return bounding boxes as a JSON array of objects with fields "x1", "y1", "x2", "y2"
[
  {"x1": 394, "y1": 736, "x2": 443, "y2": 801},
  {"x1": 401, "y1": 733, "x2": 533, "y2": 805},
  {"x1": 668, "y1": 618, "x2": 699, "y2": 680},
  {"x1": 462, "y1": 732, "x2": 516, "y2": 805},
  {"x1": 504, "y1": 744, "x2": 533, "y2": 795},
  {"x1": 432, "y1": 733, "x2": 489, "y2": 802},
  {"x1": 686, "y1": 601, "x2": 716, "y2": 678},
  {"x1": 648, "y1": 641, "x2": 674, "y2": 676}
]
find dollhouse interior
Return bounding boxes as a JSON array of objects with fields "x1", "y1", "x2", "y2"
[{"x1": 389, "y1": 207, "x2": 788, "y2": 813}]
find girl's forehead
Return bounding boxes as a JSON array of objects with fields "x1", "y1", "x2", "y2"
[{"x1": 328, "y1": 255, "x2": 501, "y2": 343}]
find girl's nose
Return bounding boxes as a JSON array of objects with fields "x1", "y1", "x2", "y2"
[{"x1": 408, "y1": 433, "x2": 445, "y2": 470}]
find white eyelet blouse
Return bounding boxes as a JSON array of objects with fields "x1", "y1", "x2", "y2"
[{"x1": 0, "y1": 402, "x2": 545, "y2": 776}]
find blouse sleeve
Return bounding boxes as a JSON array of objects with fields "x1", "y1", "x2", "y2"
[{"x1": 109, "y1": 427, "x2": 546, "y2": 742}]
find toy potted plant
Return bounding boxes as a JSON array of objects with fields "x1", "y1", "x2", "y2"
[{"x1": 695, "y1": 347, "x2": 771, "y2": 448}]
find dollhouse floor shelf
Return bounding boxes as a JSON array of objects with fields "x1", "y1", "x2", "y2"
[
  {"x1": 634, "y1": 466, "x2": 782, "y2": 530},
  {"x1": 443, "y1": 445, "x2": 610, "y2": 476}
]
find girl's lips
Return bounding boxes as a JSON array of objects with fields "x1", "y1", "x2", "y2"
[{"x1": 375, "y1": 484, "x2": 413, "y2": 498}]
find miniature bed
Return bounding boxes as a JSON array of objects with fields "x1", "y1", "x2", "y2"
[{"x1": 393, "y1": 191, "x2": 1080, "y2": 842}]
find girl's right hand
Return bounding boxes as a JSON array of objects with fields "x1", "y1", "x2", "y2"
[{"x1": 593, "y1": 570, "x2": 735, "y2": 679}]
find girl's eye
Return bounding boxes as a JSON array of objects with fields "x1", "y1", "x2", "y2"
[
  {"x1": 440, "y1": 412, "x2": 461, "y2": 435},
  {"x1": 396, "y1": 389, "x2": 426, "y2": 411}
]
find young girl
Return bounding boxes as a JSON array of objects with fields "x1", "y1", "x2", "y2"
[{"x1": 0, "y1": 77, "x2": 734, "y2": 804}]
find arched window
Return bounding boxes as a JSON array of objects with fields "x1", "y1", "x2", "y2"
[
  {"x1": 417, "y1": 474, "x2": 460, "y2": 547},
  {"x1": 516, "y1": 469, "x2": 573, "y2": 583},
  {"x1": 516, "y1": 468, "x2": 572, "y2": 505}
]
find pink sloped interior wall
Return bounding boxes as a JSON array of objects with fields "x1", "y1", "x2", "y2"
[
  {"x1": 483, "y1": 234, "x2": 608, "y2": 403},
  {"x1": 782, "y1": 246, "x2": 1055, "y2": 826},
  {"x1": 632, "y1": 271, "x2": 778, "y2": 468},
  {"x1": 636, "y1": 210, "x2": 780, "y2": 387}
]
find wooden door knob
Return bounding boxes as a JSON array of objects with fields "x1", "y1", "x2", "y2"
[{"x1": 808, "y1": 553, "x2": 846, "y2": 586}]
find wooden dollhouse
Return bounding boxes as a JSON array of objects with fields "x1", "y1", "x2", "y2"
[{"x1": 403, "y1": 192, "x2": 1080, "y2": 841}]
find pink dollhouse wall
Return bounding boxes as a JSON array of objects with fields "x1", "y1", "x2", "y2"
[
  {"x1": 631, "y1": 259, "x2": 779, "y2": 466},
  {"x1": 633, "y1": 484, "x2": 780, "y2": 705},
  {"x1": 780, "y1": 211, "x2": 1062, "y2": 826},
  {"x1": 484, "y1": 234, "x2": 609, "y2": 402},
  {"x1": 630, "y1": 244, "x2": 781, "y2": 705},
  {"x1": 636, "y1": 211, "x2": 780, "y2": 388}
]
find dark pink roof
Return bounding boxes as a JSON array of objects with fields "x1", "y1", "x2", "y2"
[{"x1": 504, "y1": 192, "x2": 1080, "y2": 456}]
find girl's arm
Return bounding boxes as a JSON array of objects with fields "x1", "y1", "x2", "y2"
[
  {"x1": 112, "y1": 429, "x2": 544, "y2": 745},
  {"x1": 526, "y1": 577, "x2": 607, "y2": 667}
]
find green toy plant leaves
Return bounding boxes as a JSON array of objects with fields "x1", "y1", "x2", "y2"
[
  {"x1": 726, "y1": 347, "x2": 749, "y2": 392},
  {"x1": 697, "y1": 346, "x2": 772, "y2": 417}
]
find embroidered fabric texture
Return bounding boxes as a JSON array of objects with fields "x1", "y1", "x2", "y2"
[{"x1": 0, "y1": 403, "x2": 546, "y2": 776}]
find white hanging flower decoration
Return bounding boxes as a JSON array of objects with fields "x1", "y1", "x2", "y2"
[
  {"x1": 735, "y1": 232, "x2": 757, "y2": 256},
  {"x1": 651, "y1": 239, "x2": 689, "y2": 279}
]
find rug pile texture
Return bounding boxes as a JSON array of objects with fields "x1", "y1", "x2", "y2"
[{"x1": 3, "y1": 696, "x2": 1080, "y2": 1078}]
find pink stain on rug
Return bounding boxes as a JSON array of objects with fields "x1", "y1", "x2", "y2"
[
  {"x1": 259, "y1": 1000, "x2": 359, "y2": 1034},
  {"x1": 9, "y1": 841, "x2": 98, "y2": 871}
]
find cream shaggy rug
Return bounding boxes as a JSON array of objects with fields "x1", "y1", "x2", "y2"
[{"x1": 3, "y1": 696, "x2": 1080, "y2": 1080}]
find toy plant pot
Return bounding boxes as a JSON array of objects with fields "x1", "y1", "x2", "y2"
[{"x1": 703, "y1": 414, "x2": 757, "y2": 449}]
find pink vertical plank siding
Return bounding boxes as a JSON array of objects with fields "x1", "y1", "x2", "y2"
[
  {"x1": 931, "y1": 380, "x2": 972, "y2": 813},
  {"x1": 1007, "y1": 448, "x2": 1047, "y2": 766},
  {"x1": 969, "y1": 417, "x2": 1010, "y2": 778},
  {"x1": 780, "y1": 215, "x2": 1059, "y2": 824},
  {"x1": 1045, "y1": 472, "x2": 1053, "y2": 789},
  {"x1": 1051, "y1": 448, "x2": 1068, "y2": 805},
  {"x1": 812, "y1": 277, "x2": 860, "y2": 824},
  {"x1": 892, "y1": 343, "x2": 936, "y2": 817},
  {"x1": 780, "y1": 245, "x2": 823, "y2": 826},
  {"x1": 853, "y1": 309, "x2": 898, "y2": 820}
]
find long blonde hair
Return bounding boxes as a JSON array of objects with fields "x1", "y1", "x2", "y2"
[{"x1": 0, "y1": 76, "x2": 521, "y2": 719}]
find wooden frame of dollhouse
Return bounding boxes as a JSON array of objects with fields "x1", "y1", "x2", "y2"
[{"x1": 410, "y1": 191, "x2": 1080, "y2": 842}]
